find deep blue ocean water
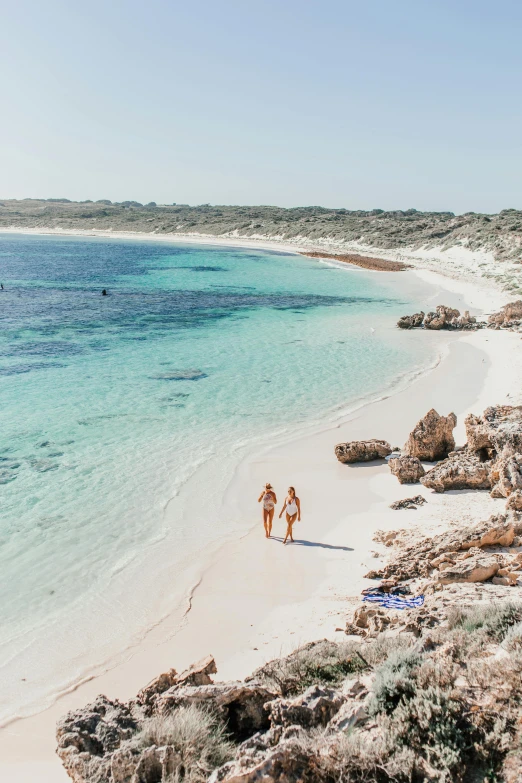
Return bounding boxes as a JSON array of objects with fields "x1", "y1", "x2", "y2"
[{"x1": 0, "y1": 234, "x2": 432, "y2": 722}]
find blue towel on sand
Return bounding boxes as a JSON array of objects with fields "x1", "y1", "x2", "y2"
[{"x1": 363, "y1": 593, "x2": 424, "y2": 610}]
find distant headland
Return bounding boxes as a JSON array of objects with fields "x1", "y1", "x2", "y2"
[{"x1": 1, "y1": 199, "x2": 521, "y2": 292}]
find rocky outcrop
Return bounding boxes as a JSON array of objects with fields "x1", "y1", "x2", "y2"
[
  {"x1": 388, "y1": 456, "x2": 425, "y2": 484},
  {"x1": 465, "y1": 405, "x2": 522, "y2": 455},
  {"x1": 390, "y1": 495, "x2": 427, "y2": 510},
  {"x1": 56, "y1": 695, "x2": 139, "y2": 783},
  {"x1": 462, "y1": 406, "x2": 522, "y2": 498},
  {"x1": 267, "y1": 684, "x2": 344, "y2": 729},
  {"x1": 334, "y1": 439, "x2": 392, "y2": 463},
  {"x1": 210, "y1": 741, "x2": 324, "y2": 783},
  {"x1": 421, "y1": 448, "x2": 492, "y2": 493},
  {"x1": 157, "y1": 682, "x2": 275, "y2": 740},
  {"x1": 490, "y1": 451, "x2": 522, "y2": 498},
  {"x1": 506, "y1": 490, "x2": 522, "y2": 511},
  {"x1": 424, "y1": 306, "x2": 460, "y2": 330},
  {"x1": 397, "y1": 306, "x2": 480, "y2": 330},
  {"x1": 437, "y1": 554, "x2": 500, "y2": 585},
  {"x1": 488, "y1": 300, "x2": 522, "y2": 329},
  {"x1": 397, "y1": 311, "x2": 425, "y2": 329},
  {"x1": 403, "y1": 409, "x2": 457, "y2": 462},
  {"x1": 136, "y1": 655, "x2": 217, "y2": 714},
  {"x1": 370, "y1": 512, "x2": 517, "y2": 582},
  {"x1": 57, "y1": 582, "x2": 522, "y2": 783}
]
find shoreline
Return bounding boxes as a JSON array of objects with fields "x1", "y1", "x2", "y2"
[{"x1": 0, "y1": 230, "x2": 519, "y2": 781}]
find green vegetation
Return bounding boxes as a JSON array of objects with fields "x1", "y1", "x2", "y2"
[
  {"x1": 447, "y1": 601, "x2": 522, "y2": 640},
  {"x1": 1, "y1": 199, "x2": 521, "y2": 269},
  {"x1": 253, "y1": 640, "x2": 369, "y2": 696}
]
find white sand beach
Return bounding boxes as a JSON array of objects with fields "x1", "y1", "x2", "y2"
[{"x1": 1, "y1": 237, "x2": 521, "y2": 782}]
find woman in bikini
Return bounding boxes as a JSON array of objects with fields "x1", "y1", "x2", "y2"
[
  {"x1": 279, "y1": 486, "x2": 301, "y2": 544},
  {"x1": 258, "y1": 483, "x2": 277, "y2": 538}
]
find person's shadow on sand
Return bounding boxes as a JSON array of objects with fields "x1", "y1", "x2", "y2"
[{"x1": 270, "y1": 537, "x2": 353, "y2": 551}]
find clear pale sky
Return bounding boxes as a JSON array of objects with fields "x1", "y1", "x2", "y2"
[{"x1": 1, "y1": 0, "x2": 521, "y2": 213}]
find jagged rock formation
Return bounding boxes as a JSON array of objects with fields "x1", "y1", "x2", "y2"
[
  {"x1": 334, "y1": 439, "x2": 392, "y2": 463},
  {"x1": 489, "y1": 300, "x2": 522, "y2": 329},
  {"x1": 397, "y1": 302, "x2": 522, "y2": 332},
  {"x1": 397, "y1": 306, "x2": 480, "y2": 330},
  {"x1": 388, "y1": 455, "x2": 425, "y2": 484},
  {"x1": 390, "y1": 495, "x2": 427, "y2": 510},
  {"x1": 367, "y1": 511, "x2": 519, "y2": 584},
  {"x1": 507, "y1": 490, "x2": 522, "y2": 511},
  {"x1": 56, "y1": 656, "x2": 276, "y2": 783},
  {"x1": 403, "y1": 408, "x2": 457, "y2": 462},
  {"x1": 490, "y1": 451, "x2": 522, "y2": 498},
  {"x1": 421, "y1": 448, "x2": 492, "y2": 492},
  {"x1": 397, "y1": 311, "x2": 425, "y2": 329},
  {"x1": 415, "y1": 406, "x2": 522, "y2": 496},
  {"x1": 465, "y1": 405, "x2": 522, "y2": 456}
]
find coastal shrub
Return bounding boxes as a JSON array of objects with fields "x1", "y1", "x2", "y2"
[
  {"x1": 135, "y1": 705, "x2": 234, "y2": 782},
  {"x1": 253, "y1": 640, "x2": 369, "y2": 696},
  {"x1": 383, "y1": 686, "x2": 512, "y2": 783},
  {"x1": 363, "y1": 634, "x2": 414, "y2": 666},
  {"x1": 368, "y1": 649, "x2": 423, "y2": 716},
  {"x1": 502, "y1": 621, "x2": 522, "y2": 652},
  {"x1": 414, "y1": 657, "x2": 458, "y2": 692},
  {"x1": 447, "y1": 601, "x2": 522, "y2": 641},
  {"x1": 317, "y1": 730, "x2": 414, "y2": 783}
]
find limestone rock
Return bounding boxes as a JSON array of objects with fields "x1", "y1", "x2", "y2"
[
  {"x1": 403, "y1": 409, "x2": 457, "y2": 461},
  {"x1": 345, "y1": 605, "x2": 401, "y2": 636},
  {"x1": 389, "y1": 455, "x2": 425, "y2": 484},
  {"x1": 465, "y1": 405, "x2": 522, "y2": 455},
  {"x1": 397, "y1": 311, "x2": 424, "y2": 329},
  {"x1": 438, "y1": 555, "x2": 500, "y2": 584},
  {"x1": 506, "y1": 490, "x2": 522, "y2": 511},
  {"x1": 157, "y1": 682, "x2": 275, "y2": 741},
  {"x1": 454, "y1": 310, "x2": 477, "y2": 328},
  {"x1": 421, "y1": 449, "x2": 492, "y2": 492},
  {"x1": 110, "y1": 745, "x2": 178, "y2": 783},
  {"x1": 56, "y1": 695, "x2": 138, "y2": 783},
  {"x1": 209, "y1": 741, "x2": 324, "y2": 783},
  {"x1": 334, "y1": 439, "x2": 392, "y2": 463},
  {"x1": 390, "y1": 495, "x2": 427, "y2": 510},
  {"x1": 492, "y1": 573, "x2": 519, "y2": 586},
  {"x1": 490, "y1": 451, "x2": 522, "y2": 498},
  {"x1": 424, "y1": 305, "x2": 462, "y2": 330},
  {"x1": 423, "y1": 311, "x2": 446, "y2": 330},
  {"x1": 376, "y1": 513, "x2": 514, "y2": 582},
  {"x1": 136, "y1": 668, "x2": 179, "y2": 710},
  {"x1": 489, "y1": 300, "x2": 522, "y2": 327},
  {"x1": 458, "y1": 515, "x2": 515, "y2": 548},
  {"x1": 175, "y1": 654, "x2": 217, "y2": 686},
  {"x1": 328, "y1": 701, "x2": 368, "y2": 731},
  {"x1": 267, "y1": 684, "x2": 344, "y2": 728},
  {"x1": 397, "y1": 306, "x2": 479, "y2": 331},
  {"x1": 135, "y1": 655, "x2": 217, "y2": 714}
]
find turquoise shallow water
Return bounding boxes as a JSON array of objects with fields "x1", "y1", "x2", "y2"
[{"x1": 0, "y1": 234, "x2": 433, "y2": 723}]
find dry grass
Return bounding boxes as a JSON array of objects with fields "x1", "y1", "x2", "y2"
[
  {"x1": 134, "y1": 705, "x2": 234, "y2": 783},
  {"x1": 446, "y1": 601, "x2": 522, "y2": 640},
  {"x1": 253, "y1": 640, "x2": 369, "y2": 697}
]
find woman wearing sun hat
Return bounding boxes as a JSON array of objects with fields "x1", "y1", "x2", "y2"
[{"x1": 258, "y1": 482, "x2": 277, "y2": 538}]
